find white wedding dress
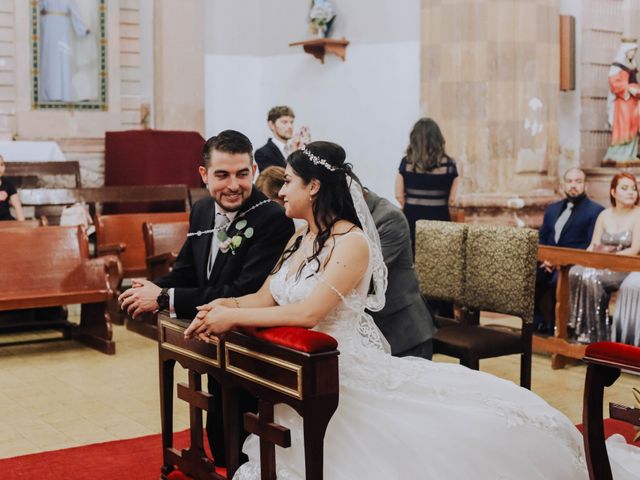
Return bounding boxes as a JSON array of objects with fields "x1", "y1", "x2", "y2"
[{"x1": 234, "y1": 233, "x2": 638, "y2": 480}]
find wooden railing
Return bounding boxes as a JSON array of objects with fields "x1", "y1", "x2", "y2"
[{"x1": 534, "y1": 245, "x2": 640, "y2": 368}]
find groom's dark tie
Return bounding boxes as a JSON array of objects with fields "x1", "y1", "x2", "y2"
[{"x1": 207, "y1": 212, "x2": 230, "y2": 279}]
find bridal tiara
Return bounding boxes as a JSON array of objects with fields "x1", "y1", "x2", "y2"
[{"x1": 301, "y1": 146, "x2": 338, "y2": 172}]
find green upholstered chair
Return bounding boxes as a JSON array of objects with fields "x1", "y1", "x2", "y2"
[
  {"x1": 432, "y1": 224, "x2": 538, "y2": 389},
  {"x1": 414, "y1": 220, "x2": 468, "y2": 328}
]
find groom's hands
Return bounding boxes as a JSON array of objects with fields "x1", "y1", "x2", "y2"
[{"x1": 118, "y1": 279, "x2": 161, "y2": 318}]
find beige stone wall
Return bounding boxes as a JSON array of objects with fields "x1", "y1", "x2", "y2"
[{"x1": 421, "y1": 0, "x2": 560, "y2": 225}]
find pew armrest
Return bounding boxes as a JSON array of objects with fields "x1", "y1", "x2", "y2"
[
  {"x1": 97, "y1": 242, "x2": 126, "y2": 257},
  {"x1": 147, "y1": 252, "x2": 178, "y2": 269},
  {"x1": 85, "y1": 256, "x2": 122, "y2": 294}
]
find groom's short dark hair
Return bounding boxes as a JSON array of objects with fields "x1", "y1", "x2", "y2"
[{"x1": 203, "y1": 130, "x2": 254, "y2": 168}]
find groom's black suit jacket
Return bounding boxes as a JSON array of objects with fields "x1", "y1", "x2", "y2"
[{"x1": 156, "y1": 188, "x2": 294, "y2": 319}]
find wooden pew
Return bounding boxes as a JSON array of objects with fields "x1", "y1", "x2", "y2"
[
  {"x1": 18, "y1": 184, "x2": 191, "y2": 223},
  {"x1": 0, "y1": 226, "x2": 118, "y2": 354},
  {"x1": 158, "y1": 315, "x2": 339, "y2": 480},
  {"x1": 189, "y1": 188, "x2": 209, "y2": 207},
  {"x1": 126, "y1": 221, "x2": 189, "y2": 339},
  {"x1": 143, "y1": 220, "x2": 190, "y2": 280},
  {"x1": 0, "y1": 217, "x2": 48, "y2": 228},
  {"x1": 95, "y1": 212, "x2": 189, "y2": 327},
  {"x1": 534, "y1": 245, "x2": 640, "y2": 368},
  {"x1": 4, "y1": 161, "x2": 81, "y2": 188}
]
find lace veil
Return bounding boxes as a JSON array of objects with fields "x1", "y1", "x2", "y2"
[{"x1": 347, "y1": 177, "x2": 388, "y2": 312}]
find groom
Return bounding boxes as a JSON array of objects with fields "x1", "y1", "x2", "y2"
[{"x1": 119, "y1": 129, "x2": 294, "y2": 466}]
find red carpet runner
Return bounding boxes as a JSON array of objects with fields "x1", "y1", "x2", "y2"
[
  {"x1": 0, "y1": 429, "x2": 226, "y2": 480},
  {"x1": 0, "y1": 420, "x2": 637, "y2": 479}
]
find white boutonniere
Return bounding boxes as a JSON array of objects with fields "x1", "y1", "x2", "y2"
[{"x1": 217, "y1": 219, "x2": 254, "y2": 255}]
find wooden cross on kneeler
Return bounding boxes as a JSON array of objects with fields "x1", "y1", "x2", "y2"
[
  {"x1": 243, "y1": 400, "x2": 292, "y2": 478},
  {"x1": 158, "y1": 315, "x2": 228, "y2": 480}
]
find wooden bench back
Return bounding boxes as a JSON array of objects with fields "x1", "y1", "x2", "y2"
[
  {"x1": 5, "y1": 161, "x2": 81, "y2": 188},
  {"x1": 96, "y1": 212, "x2": 189, "y2": 277},
  {"x1": 143, "y1": 220, "x2": 189, "y2": 257},
  {"x1": 18, "y1": 184, "x2": 190, "y2": 224},
  {"x1": 0, "y1": 226, "x2": 89, "y2": 294},
  {"x1": 0, "y1": 217, "x2": 47, "y2": 228},
  {"x1": 142, "y1": 220, "x2": 189, "y2": 280}
]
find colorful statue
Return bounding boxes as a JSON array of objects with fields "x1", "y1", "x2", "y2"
[{"x1": 603, "y1": 39, "x2": 640, "y2": 167}]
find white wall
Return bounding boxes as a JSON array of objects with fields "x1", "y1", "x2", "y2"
[{"x1": 204, "y1": 0, "x2": 421, "y2": 203}]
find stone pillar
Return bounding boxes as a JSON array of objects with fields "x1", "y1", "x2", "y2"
[
  {"x1": 421, "y1": 0, "x2": 560, "y2": 225},
  {"x1": 153, "y1": 0, "x2": 204, "y2": 132}
]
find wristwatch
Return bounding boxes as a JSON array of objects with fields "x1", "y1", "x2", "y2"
[{"x1": 157, "y1": 288, "x2": 170, "y2": 311}]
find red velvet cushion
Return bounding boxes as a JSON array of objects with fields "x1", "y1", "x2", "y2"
[
  {"x1": 586, "y1": 342, "x2": 640, "y2": 368},
  {"x1": 253, "y1": 327, "x2": 338, "y2": 354}
]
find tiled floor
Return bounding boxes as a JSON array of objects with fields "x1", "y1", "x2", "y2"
[
  {"x1": 0, "y1": 323, "x2": 188, "y2": 459},
  {"x1": 0, "y1": 315, "x2": 637, "y2": 459}
]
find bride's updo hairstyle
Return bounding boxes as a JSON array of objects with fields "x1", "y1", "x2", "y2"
[{"x1": 273, "y1": 141, "x2": 363, "y2": 278}]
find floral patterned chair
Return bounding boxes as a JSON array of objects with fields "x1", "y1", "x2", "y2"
[{"x1": 415, "y1": 221, "x2": 538, "y2": 389}]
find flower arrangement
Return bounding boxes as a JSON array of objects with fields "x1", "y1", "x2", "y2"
[
  {"x1": 217, "y1": 219, "x2": 254, "y2": 255},
  {"x1": 308, "y1": 0, "x2": 336, "y2": 38}
]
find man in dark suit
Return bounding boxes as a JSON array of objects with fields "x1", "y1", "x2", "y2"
[
  {"x1": 365, "y1": 189, "x2": 436, "y2": 359},
  {"x1": 119, "y1": 129, "x2": 294, "y2": 467},
  {"x1": 535, "y1": 167, "x2": 604, "y2": 333},
  {"x1": 254, "y1": 105, "x2": 295, "y2": 172}
]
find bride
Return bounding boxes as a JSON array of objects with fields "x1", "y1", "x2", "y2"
[{"x1": 184, "y1": 142, "x2": 637, "y2": 479}]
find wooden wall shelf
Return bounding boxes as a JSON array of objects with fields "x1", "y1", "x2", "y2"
[{"x1": 289, "y1": 38, "x2": 350, "y2": 63}]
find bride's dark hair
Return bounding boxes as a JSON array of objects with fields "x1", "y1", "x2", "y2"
[{"x1": 272, "y1": 141, "x2": 363, "y2": 278}]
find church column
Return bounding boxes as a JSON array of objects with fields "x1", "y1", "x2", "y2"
[
  {"x1": 421, "y1": 0, "x2": 560, "y2": 225},
  {"x1": 153, "y1": 0, "x2": 204, "y2": 132}
]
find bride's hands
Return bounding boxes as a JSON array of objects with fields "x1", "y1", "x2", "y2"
[{"x1": 184, "y1": 304, "x2": 235, "y2": 341}]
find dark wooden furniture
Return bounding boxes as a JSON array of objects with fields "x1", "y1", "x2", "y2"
[
  {"x1": 189, "y1": 188, "x2": 209, "y2": 207},
  {"x1": 123, "y1": 220, "x2": 190, "y2": 339},
  {"x1": 0, "y1": 217, "x2": 47, "y2": 228},
  {"x1": 159, "y1": 315, "x2": 339, "y2": 480},
  {"x1": 18, "y1": 184, "x2": 190, "y2": 223},
  {"x1": 416, "y1": 221, "x2": 537, "y2": 389},
  {"x1": 94, "y1": 212, "x2": 188, "y2": 326},
  {"x1": 4, "y1": 161, "x2": 81, "y2": 188},
  {"x1": 143, "y1": 220, "x2": 190, "y2": 280},
  {"x1": 582, "y1": 342, "x2": 640, "y2": 480},
  {"x1": 0, "y1": 226, "x2": 118, "y2": 354},
  {"x1": 534, "y1": 246, "x2": 640, "y2": 369}
]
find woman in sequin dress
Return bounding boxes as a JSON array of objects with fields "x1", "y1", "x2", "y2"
[{"x1": 568, "y1": 172, "x2": 640, "y2": 343}]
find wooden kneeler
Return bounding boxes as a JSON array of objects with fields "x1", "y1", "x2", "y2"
[
  {"x1": 582, "y1": 342, "x2": 640, "y2": 480},
  {"x1": 158, "y1": 314, "x2": 339, "y2": 480}
]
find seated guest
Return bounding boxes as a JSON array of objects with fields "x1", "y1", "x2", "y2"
[
  {"x1": 255, "y1": 106, "x2": 295, "y2": 172},
  {"x1": 364, "y1": 188, "x2": 436, "y2": 359},
  {"x1": 535, "y1": 167, "x2": 603, "y2": 333},
  {"x1": 569, "y1": 172, "x2": 640, "y2": 343},
  {"x1": 255, "y1": 166, "x2": 285, "y2": 206},
  {"x1": 612, "y1": 175, "x2": 640, "y2": 346},
  {"x1": 0, "y1": 155, "x2": 24, "y2": 221}
]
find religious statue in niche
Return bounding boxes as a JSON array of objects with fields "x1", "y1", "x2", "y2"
[
  {"x1": 37, "y1": 0, "x2": 101, "y2": 104},
  {"x1": 308, "y1": 0, "x2": 336, "y2": 38},
  {"x1": 603, "y1": 38, "x2": 640, "y2": 167}
]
